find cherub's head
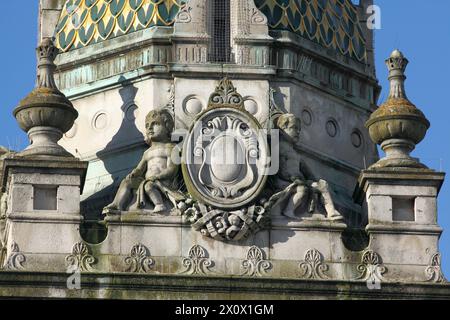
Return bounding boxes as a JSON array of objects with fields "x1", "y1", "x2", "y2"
[
  {"x1": 276, "y1": 114, "x2": 301, "y2": 141},
  {"x1": 145, "y1": 110, "x2": 174, "y2": 143}
]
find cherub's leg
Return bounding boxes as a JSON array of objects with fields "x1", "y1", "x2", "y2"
[
  {"x1": 284, "y1": 185, "x2": 309, "y2": 218},
  {"x1": 107, "y1": 179, "x2": 133, "y2": 211},
  {"x1": 314, "y1": 180, "x2": 342, "y2": 219},
  {"x1": 144, "y1": 182, "x2": 167, "y2": 213}
]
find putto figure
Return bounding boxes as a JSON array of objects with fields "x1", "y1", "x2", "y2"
[
  {"x1": 266, "y1": 113, "x2": 343, "y2": 220},
  {"x1": 105, "y1": 109, "x2": 185, "y2": 214}
]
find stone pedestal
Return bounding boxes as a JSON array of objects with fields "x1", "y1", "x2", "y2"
[
  {"x1": 354, "y1": 168, "x2": 446, "y2": 282},
  {"x1": 0, "y1": 156, "x2": 88, "y2": 271}
]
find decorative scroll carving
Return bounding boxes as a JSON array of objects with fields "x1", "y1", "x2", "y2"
[
  {"x1": 176, "y1": 4, "x2": 192, "y2": 23},
  {"x1": 207, "y1": 78, "x2": 244, "y2": 109},
  {"x1": 425, "y1": 253, "x2": 447, "y2": 283},
  {"x1": 65, "y1": 242, "x2": 96, "y2": 272},
  {"x1": 164, "y1": 83, "x2": 176, "y2": 117},
  {"x1": 356, "y1": 250, "x2": 386, "y2": 283},
  {"x1": 125, "y1": 244, "x2": 155, "y2": 273},
  {"x1": 181, "y1": 245, "x2": 213, "y2": 275},
  {"x1": 299, "y1": 249, "x2": 329, "y2": 280},
  {"x1": 3, "y1": 242, "x2": 25, "y2": 271},
  {"x1": 250, "y1": 7, "x2": 267, "y2": 25},
  {"x1": 241, "y1": 246, "x2": 272, "y2": 277},
  {"x1": 268, "y1": 88, "x2": 284, "y2": 127}
]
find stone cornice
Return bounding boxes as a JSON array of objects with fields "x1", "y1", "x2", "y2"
[{"x1": 0, "y1": 271, "x2": 449, "y2": 299}]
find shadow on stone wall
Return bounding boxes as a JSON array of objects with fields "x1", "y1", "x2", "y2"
[{"x1": 80, "y1": 76, "x2": 145, "y2": 244}]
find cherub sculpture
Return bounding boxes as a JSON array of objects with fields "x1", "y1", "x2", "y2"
[
  {"x1": 266, "y1": 114, "x2": 343, "y2": 220},
  {"x1": 105, "y1": 109, "x2": 185, "y2": 214}
]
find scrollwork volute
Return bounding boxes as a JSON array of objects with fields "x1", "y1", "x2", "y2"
[
  {"x1": 207, "y1": 78, "x2": 245, "y2": 109},
  {"x1": 3, "y1": 242, "x2": 26, "y2": 271}
]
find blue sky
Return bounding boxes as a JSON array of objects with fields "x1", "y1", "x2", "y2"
[{"x1": 0, "y1": 1, "x2": 448, "y2": 277}]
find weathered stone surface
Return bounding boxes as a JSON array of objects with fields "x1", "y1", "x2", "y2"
[{"x1": 0, "y1": 271, "x2": 449, "y2": 300}]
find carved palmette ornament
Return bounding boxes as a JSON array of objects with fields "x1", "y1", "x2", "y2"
[
  {"x1": 241, "y1": 246, "x2": 272, "y2": 277},
  {"x1": 124, "y1": 244, "x2": 154, "y2": 273},
  {"x1": 65, "y1": 242, "x2": 96, "y2": 272},
  {"x1": 207, "y1": 78, "x2": 244, "y2": 108},
  {"x1": 299, "y1": 249, "x2": 329, "y2": 280},
  {"x1": 181, "y1": 245, "x2": 213, "y2": 275},
  {"x1": 181, "y1": 78, "x2": 270, "y2": 242},
  {"x1": 356, "y1": 250, "x2": 386, "y2": 283},
  {"x1": 3, "y1": 241, "x2": 26, "y2": 271},
  {"x1": 425, "y1": 253, "x2": 447, "y2": 283}
]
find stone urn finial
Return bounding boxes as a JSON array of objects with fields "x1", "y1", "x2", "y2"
[
  {"x1": 13, "y1": 38, "x2": 78, "y2": 157},
  {"x1": 366, "y1": 49, "x2": 430, "y2": 169}
]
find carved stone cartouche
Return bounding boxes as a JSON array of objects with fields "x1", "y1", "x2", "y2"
[{"x1": 181, "y1": 78, "x2": 270, "y2": 241}]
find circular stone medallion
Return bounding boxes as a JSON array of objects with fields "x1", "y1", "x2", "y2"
[{"x1": 182, "y1": 107, "x2": 269, "y2": 209}]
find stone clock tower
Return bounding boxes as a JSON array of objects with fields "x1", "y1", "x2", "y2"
[{"x1": 0, "y1": 0, "x2": 447, "y2": 299}]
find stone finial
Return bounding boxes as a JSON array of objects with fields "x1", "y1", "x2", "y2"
[
  {"x1": 386, "y1": 49, "x2": 409, "y2": 100},
  {"x1": 36, "y1": 37, "x2": 59, "y2": 89},
  {"x1": 366, "y1": 50, "x2": 430, "y2": 169},
  {"x1": 13, "y1": 38, "x2": 78, "y2": 157}
]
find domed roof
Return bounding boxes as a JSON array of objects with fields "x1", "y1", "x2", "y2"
[
  {"x1": 55, "y1": 0, "x2": 367, "y2": 63},
  {"x1": 254, "y1": 0, "x2": 367, "y2": 62},
  {"x1": 55, "y1": 0, "x2": 187, "y2": 52}
]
